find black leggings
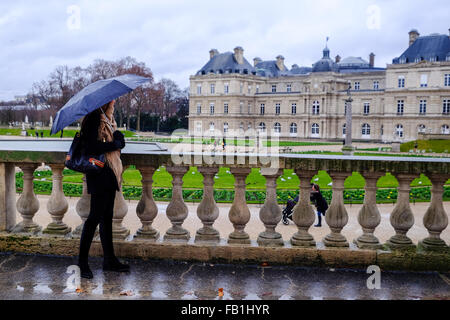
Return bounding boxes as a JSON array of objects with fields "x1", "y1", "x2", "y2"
[{"x1": 79, "y1": 189, "x2": 116, "y2": 263}]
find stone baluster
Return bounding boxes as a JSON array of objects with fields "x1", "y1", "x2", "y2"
[
  {"x1": 134, "y1": 166, "x2": 159, "y2": 241},
  {"x1": 13, "y1": 163, "x2": 41, "y2": 233},
  {"x1": 290, "y1": 170, "x2": 316, "y2": 247},
  {"x1": 228, "y1": 168, "x2": 251, "y2": 244},
  {"x1": 354, "y1": 172, "x2": 383, "y2": 249},
  {"x1": 386, "y1": 173, "x2": 416, "y2": 250},
  {"x1": 164, "y1": 166, "x2": 190, "y2": 241},
  {"x1": 73, "y1": 175, "x2": 92, "y2": 237},
  {"x1": 112, "y1": 186, "x2": 130, "y2": 240},
  {"x1": 323, "y1": 172, "x2": 349, "y2": 247},
  {"x1": 257, "y1": 168, "x2": 283, "y2": 246},
  {"x1": 43, "y1": 164, "x2": 71, "y2": 235},
  {"x1": 420, "y1": 174, "x2": 449, "y2": 251},
  {"x1": 195, "y1": 167, "x2": 220, "y2": 243}
]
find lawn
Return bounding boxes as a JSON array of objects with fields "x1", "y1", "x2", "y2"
[
  {"x1": 0, "y1": 128, "x2": 136, "y2": 138},
  {"x1": 401, "y1": 140, "x2": 450, "y2": 153}
]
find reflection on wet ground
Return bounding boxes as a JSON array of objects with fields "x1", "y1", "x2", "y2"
[{"x1": 0, "y1": 252, "x2": 448, "y2": 300}]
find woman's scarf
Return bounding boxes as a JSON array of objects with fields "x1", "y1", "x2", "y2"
[{"x1": 98, "y1": 102, "x2": 123, "y2": 189}]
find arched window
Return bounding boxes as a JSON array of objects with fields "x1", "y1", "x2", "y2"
[
  {"x1": 418, "y1": 124, "x2": 426, "y2": 133},
  {"x1": 311, "y1": 123, "x2": 320, "y2": 137},
  {"x1": 312, "y1": 101, "x2": 320, "y2": 115},
  {"x1": 290, "y1": 123, "x2": 297, "y2": 134},
  {"x1": 441, "y1": 125, "x2": 449, "y2": 134},
  {"x1": 362, "y1": 123, "x2": 371, "y2": 137},
  {"x1": 274, "y1": 122, "x2": 281, "y2": 133},
  {"x1": 258, "y1": 122, "x2": 266, "y2": 133},
  {"x1": 396, "y1": 124, "x2": 403, "y2": 138}
]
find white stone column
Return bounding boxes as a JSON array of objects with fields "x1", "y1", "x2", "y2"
[
  {"x1": 112, "y1": 185, "x2": 130, "y2": 240},
  {"x1": 134, "y1": 166, "x2": 159, "y2": 241},
  {"x1": 195, "y1": 167, "x2": 220, "y2": 243},
  {"x1": 257, "y1": 168, "x2": 283, "y2": 247},
  {"x1": 0, "y1": 162, "x2": 16, "y2": 232},
  {"x1": 228, "y1": 168, "x2": 251, "y2": 244},
  {"x1": 290, "y1": 170, "x2": 316, "y2": 247},
  {"x1": 323, "y1": 172, "x2": 349, "y2": 247},
  {"x1": 43, "y1": 164, "x2": 71, "y2": 235},
  {"x1": 420, "y1": 174, "x2": 449, "y2": 251},
  {"x1": 13, "y1": 163, "x2": 41, "y2": 233},
  {"x1": 164, "y1": 166, "x2": 190, "y2": 242},
  {"x1": 73, "y1": 175, "x2": 92, "y2": 237},
  {"x1": 354, "y1": 172, "x2": 383, "y2": 249},
  {"x1": 386, "y1": 173, "x2": 416, "y2": 250}
]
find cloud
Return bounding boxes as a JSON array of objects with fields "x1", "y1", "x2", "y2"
[{"x1": 0, "y1": 0, "x2": 449, "y2": 100}]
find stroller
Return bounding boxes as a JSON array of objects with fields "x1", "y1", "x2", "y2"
[{"x1": 282, "y1": 195, "x2": 299, "y2": 225}]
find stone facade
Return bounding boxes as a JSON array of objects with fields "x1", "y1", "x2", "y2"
[{"x1": 188, "y1": 30, "x2": 450, "y2": 143}]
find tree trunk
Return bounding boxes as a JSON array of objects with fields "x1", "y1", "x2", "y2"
[{"x1": 137, "y1": 106, "x2": 141, "y2": 132}]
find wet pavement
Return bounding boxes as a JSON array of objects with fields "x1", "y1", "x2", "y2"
[{"x1": 0, "y1": 252, "x2": 448, "y2": 300}]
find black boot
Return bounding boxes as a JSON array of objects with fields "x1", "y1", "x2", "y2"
[
  {"x1": 314, "y1": 212, "x2": 322, "y2": 227},
  {"x1": 78, "y1": 261, "x2": 93, "y2": 279},
  {"x1": 103, "y1": 257, "x2": 130, "y2": 272}
]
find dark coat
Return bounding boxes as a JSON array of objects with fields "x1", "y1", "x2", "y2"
[
  {"x1": 310, "y1": 191, "x2": 328, "y2": 213},
  {"x1": 80, "y1": 111, "x2": 124, "y2": 195}
]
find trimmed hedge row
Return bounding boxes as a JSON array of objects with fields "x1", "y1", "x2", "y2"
[{"x1": 14, "y1": 179, "x2": 450, "y2": 204}]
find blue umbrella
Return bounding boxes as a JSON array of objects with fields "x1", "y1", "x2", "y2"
[{"x1": 50, "y1": 74, "x2": 151, "y2": 135}]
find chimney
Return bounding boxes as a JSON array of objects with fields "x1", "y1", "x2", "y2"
[
  {"x1": 369, "y1": 53, "x2": 375, "y2": 68},
  {"x1": 409, "y1": 29, "x2": 420, "y2": 46},
  {"x1": 276, "y1": 55, "x2": 285, "y2": 71},
  {"x1": 234, "y1": 46, "x2": 244, "y2": 64},
  {"x1": 209, "y1": 49, "x2": 219, "y2": 60},
  {"x1": 253, "y1": 57, "x2": 262, "y2": 67},
  {"x1": 335, "y1": 55, "x2": 341, "y2": 63}
]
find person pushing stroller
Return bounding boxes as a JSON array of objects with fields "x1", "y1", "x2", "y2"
[{"x1": 282, "y1": 183, "x2": 328, "y2": 227}]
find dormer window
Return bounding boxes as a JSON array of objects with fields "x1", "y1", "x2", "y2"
[
  {"x1": 415, "y1": 57, "x2": 421, "y2": 63},
  {"x1": 399, "y1": 57, "x2": 406, "y2": 64}
]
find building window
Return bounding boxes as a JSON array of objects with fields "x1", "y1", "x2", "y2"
[
  {"x1": 415, "y1": 57, "x2": 421, "y2": 63},
  {"x1": 362, "y1": 123, "x2": 371, "y2": 136},
  {"x1": 443, "y1": 100, "x2": 450, "y2": 114},
  {"x1": 275, "y1": 103, "x2": 281, "y2": 115},
  {"x1": 311, "y1": 123, "x2": 320, "y2": 136},
  {"x1": 248, "y1": 85, "x2": 252, "y2": 94},
  {"x1": 240, "y1": 83, "x2": 243, "y2": 94},
  {"x1": 248, "y1": 103, "x2": 252, "y2": 114},
  {"x1": 442, "y1": 125, "x2": 450, "y2": 134},
  {"x1": 287, "y1": 84, "x2": 292, "y2": 93},
  {"x1": 224, "y1": 103, "x2": 228, "y2": 114},
  {"x1": 210, "y1": 103, "x2": 215, "y2": 115},
  {"x1": 274, "y1": 123, "x2": 281, "y2": 133},
  {"x1": 381, "y1": 125, "x2": 384, "y2": 136},
  {"x1": 256, "y1": 85, "x2": 260, "y2": 94},
  {"x1": 291, "y1": 103, "x2": 297, "y2": 115},
  {"x1": 342, "y1": 123, "x2": 346, "y2": 136},
  {"x1": 260, "y1": 104, "x2": 265, "y2": 115},
  {"x1": 397, "y1": 100, "x2": 404, "y2": 115},
  {"x1": 420, "y1": 74, "x2": 428, "y2": 87},
  {"x1": 209, "y1": 122, "x2": 215, "y2": 133},
  {"x1": 224, "y1": 83, "x2": 229, "y2": 94},
  {"x1": 312, "y1": 101, "x2": 320, "y2": 115},
  {"x1": 223, "y1": 122, "x2": 229, "y2": 133},
  {"x1": 418, "y1": 124, "x2": 426, "y2": 133},
  {"x1": 344, "y1": 101, "x2": 348, "y2": 115},
  {"x1": 258, "y1": 122, "x2": 266, "y2": 133},
  {"x1": 396, "y1": 124, "x2": 404, "y2": 138},
  {"x1": 196, "y1": 122, "x2": 202, "y2": 133},
  {"x1": 419, "y1": 100, "x2": 427, "y2": 114},
  {"x1": 363, "y1": 103, "x2": 370, "y2": 115},
  {"x1": 197, "y1": 84, "x2": 202, "y2": 95},
  {"x1": 354, "y1": 82, "x2": 360, "y2": 90},
  {"x1": 373, "y1": 81, "x2": 379, "y2": 90},
  {"x1": 398, "y1": 76, "x2": 405, "y2": 88},
  {"x1": 239, "y1": 102, "x2": 243, "y2": 114},
  {"x1": 445, "y1": 74, "x2": 450, "y2": 87},
  {"x1": 290, "y1": 123, "x2": 297, "y2": 134},
  {"x1": 210, "y1": 84, "x2": 215, "y2": 94},
  {"x1": 271, "y1": 85, "x2": 277, "y2": 93},
  {"x1": 196, "y1": 103, "x2": 201, "y2": 115}
]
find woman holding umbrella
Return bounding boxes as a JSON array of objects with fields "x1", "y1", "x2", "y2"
[{"x1": 77, "y1": 99, "x2": 129, "y2": 279}]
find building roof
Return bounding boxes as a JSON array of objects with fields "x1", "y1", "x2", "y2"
[
  {"x1": 312, "y1": 47, "x2": 339, "y2": 73},
  {"x1": 254, "y1": 60, "x2": 291, "y2": 77},
  {"x1": 197, "y1": 52, "x2": 256, "y2": 75},
  {"x1": 393, "y1": 33, "x2": 450, "y2": 63},
  {"x1": 338, "y1": 56, "x2": 370, "y2": 68}
]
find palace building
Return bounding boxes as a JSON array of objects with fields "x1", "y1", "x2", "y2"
[{"x1": 188, "y1": 29, "x2": 450, "y2": 142}]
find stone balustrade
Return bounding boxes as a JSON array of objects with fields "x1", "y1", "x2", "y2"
[{"x1": 0, "y1": 141, "x2": 449, "y2": 269}]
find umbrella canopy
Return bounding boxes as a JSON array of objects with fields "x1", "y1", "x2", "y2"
[{"x1": 50, "y1": 74, "x2": 150, "y2": 135}]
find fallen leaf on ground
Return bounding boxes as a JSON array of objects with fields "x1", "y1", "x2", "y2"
[
  {"x1": 75, "y1": 288, "x2": 83, "y2": 293},
  {"x1": 120, "y1": 290, "x2": 134, "y2": 296},
  {"x1": 218, "y1": 288, "x2": 224, "y2": 297}
]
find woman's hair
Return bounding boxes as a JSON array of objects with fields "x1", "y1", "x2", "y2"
[
  {"x1": 80, "y1": 103, "x2": 109, "y2": 134},
  {"x1": 312, "y1": 183, "x2": 320, "y2": 192}
]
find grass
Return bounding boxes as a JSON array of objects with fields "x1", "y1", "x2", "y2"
[
  {"x1": 401, "y1": 140, "x2": 450, "y2": 153},
  {"x1": 0, "y1": 128, "x2": 136, "y2": 138}
]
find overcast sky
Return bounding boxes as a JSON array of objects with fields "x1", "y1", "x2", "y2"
[{"x1": 1, "y1": 0, "x2": 449, "y2": 100}]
